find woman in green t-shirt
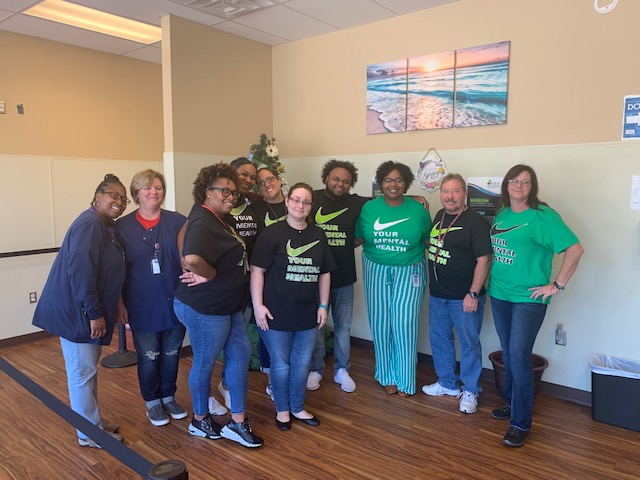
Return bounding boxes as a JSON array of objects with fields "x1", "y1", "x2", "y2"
[
  {"x1": 488, "y1": 164, "x2": 584, "y2": 448},
  {"x1": 355, "y1": 161, "x2": 432, "y2": 397}
]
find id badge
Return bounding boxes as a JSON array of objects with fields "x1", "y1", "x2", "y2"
[
  {"x1": 151, "y1": 257, "x2": 161, "y2": 275},
  {"x1": 412, "y1": 273, "x2": 420, "y2": 288}
]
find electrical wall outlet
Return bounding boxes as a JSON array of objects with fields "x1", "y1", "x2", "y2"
[
  {"x1": 0, "y1": 101, "x2": 6, "y2": 114},
  {"x1": 555, "y1": 323, "x2": 567, "y2": 346},
  {"x1": 29, "y1": 291, "x2": 38, "y2": 304}
]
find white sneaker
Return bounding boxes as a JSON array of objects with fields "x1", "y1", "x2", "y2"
[
  {"x1": 266, "y1": 384, "x2": 274, "y2": 402},
  {"x1": 208, "y1": 396, "x2": 229, "y2": 415},
  {"x1": 459, "y1": 391, "x2": 479, "y2": 414},
  {"x1": 218, "y1": 381, "x2": 231, "y2": 409},
  {"x1": 333, "y1": 368, "x2": 356, "y2": 393},
  {"x1": 306, "y1": 371, "x2": 322, "y2": 391},
  {"x1": 421, "y1": 382, "x2": 461, "y2": 397}
]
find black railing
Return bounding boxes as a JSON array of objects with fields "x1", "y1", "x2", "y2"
[{"x1": 0, "y1": 248, "x2": 60, "y2": 259}]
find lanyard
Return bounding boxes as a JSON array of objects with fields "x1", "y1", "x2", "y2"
[
  {"x1": 432, "y1": 207, "x2": 466, "y2": 280},
  {"x1": 201, "y1": 204, "x2": 248, "y2": 272}
]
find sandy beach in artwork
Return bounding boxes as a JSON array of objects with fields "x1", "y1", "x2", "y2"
[{"x1": 367, "y1": 105, "x2": 390, "y2": 134}]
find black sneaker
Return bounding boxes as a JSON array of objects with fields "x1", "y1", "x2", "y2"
[
  {"x1": 188, "y1": 414, "x2": 222, "y2": 440},
  {"x1": 221, "y1": 417, "x2": 264, "y2": 448},
  {"x1": 491, "y1": 405, "x2": 511, "y2": 420},
  {"x1": 503, "y1": 426, "x2": 529, "y2": 447}
]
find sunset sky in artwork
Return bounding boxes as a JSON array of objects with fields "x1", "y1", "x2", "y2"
[
  {"x1": 455, "y1": 41, "x2": 510, "y2": 68},
  {"x1": 409, "y1": 51, "x2": 455, "y2": 74}
]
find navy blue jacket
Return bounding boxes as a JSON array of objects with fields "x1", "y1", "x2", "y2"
[
  {"x1": 33, "y1": 208, "x2": 126, "y2": 344},
  {"x1": 115, "y1": 209, "x2": 186, "y2": 333}
]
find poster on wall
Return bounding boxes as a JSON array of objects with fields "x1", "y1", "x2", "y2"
[
  {"x1": 622, "y1": 95, "x2": 640, "y2": 140},
  {"x1": 406, "y1": 51, "x2": 455, "y2": 131},
  {"x1": 366, "y1": 59, "x2": 408, "y2": 134},
  {"x1": 467, "y1": 177, "x2": 502, "y2": 224},
  {"x1": 455, "y1": 41, "x2": 511, "y2": 128}
]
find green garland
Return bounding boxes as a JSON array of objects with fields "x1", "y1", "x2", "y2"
[{"x1": 248, "y1": 133, "x2": 285, "y2": 175}]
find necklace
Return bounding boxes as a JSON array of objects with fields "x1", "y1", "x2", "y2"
[
  {"x1": 136, "y1": 211, "x2": 160, "y2": 230},
  {"x1": 267, "y1": 200, "x2": 287, "y2": 221}
]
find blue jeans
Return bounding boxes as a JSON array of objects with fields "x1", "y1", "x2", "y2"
[
  {"x1": 59, "y1": 337, "x2": 103, "y2": 440},
  {"x1": 490, "y1": 297, "x2": 547, "y2": 431},
  {"x1": 259, "y1": 327, "x2": 317, "y2": 414},
  {"x1": 131, "y1": 324, "x2": 186, "y2": 407},
  {"x1": 310, "y1": 284, "x2": 355, "y2": 375},
  {"x1": 173, "y1": 298, "x2": 251, "y2": 416},
  {"x1": 429, "y1": 295, "x2": 485, "y2": 393}
]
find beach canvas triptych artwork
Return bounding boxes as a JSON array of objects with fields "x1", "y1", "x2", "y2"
[{"x1": 366, "y1": 41, "x2": 510, "y2": 134}]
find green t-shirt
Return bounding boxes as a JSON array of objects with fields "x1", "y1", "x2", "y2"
[
  {"x1": 488, "y1": 205, "x2": 579, "y2": 304},
  {"x1": 356, "y1": 196, "x2": 431, "y2": 266}
]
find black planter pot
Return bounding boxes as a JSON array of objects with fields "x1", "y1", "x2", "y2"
[{"x1": 489, "y1": 350, "x2": 549, "y2": 398}]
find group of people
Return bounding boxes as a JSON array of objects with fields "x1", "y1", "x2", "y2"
[{"x1": 32, "y1": 156, "x2": 582, "y2": 451}]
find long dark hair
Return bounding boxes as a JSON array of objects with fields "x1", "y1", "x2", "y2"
[{"x1": 498, "y1": 164, "x2": 548, "y2": 211}]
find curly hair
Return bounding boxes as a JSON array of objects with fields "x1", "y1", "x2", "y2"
[
  {"x1": 375, "y1": 161, "x2": 415, "y2": 193},
  {"x1": 92, "y1": 174, "x2": 125, "y2": 205},
  {"x1": 321, "y1": 159, "x2": 358, "y2": 187},
  {"x1": 498, "y1": 164, "x2": 548, "y2": 211},
  {"x1": 192, "y1": 162, "x2": 237, "y2": 204}
]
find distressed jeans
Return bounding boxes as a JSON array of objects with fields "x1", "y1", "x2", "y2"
[{"x1": 131, "y1": 323, "x2": 186, "y2": 407}]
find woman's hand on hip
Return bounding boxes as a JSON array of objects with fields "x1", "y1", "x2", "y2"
[{"x1": 528, "y1": 283, "x2": 559, "y2": 302}]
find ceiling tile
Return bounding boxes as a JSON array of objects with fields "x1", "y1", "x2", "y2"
[
  {"x1": 122, "y1": 45, "x2": 162, "y2": 63},
  {"x1": 0, "y1": 9, "x2": 15, "y2": 22},
  {"x1": 73, "y1": 0, "x2": 226, "y2": 27},
  {"x1": 286, "y1": 0, "x2": 393, "y2": 29},
  {"x1": 213, "y1": 20, "x2": 288, "y2": 45},
  {"x1": 0, "y1": 0, "x2": 40, "y2": 14},
  {"x1": 374, "y1": 0, "x2": 458, "y2": 15},
  {"x1": 233, "y1": 4, "x2": 336, "y2": 41}
]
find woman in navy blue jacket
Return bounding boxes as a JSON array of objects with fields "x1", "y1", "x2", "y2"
[
  {"x1": 116, "y1": 169, "x2": 187, "y2": 427},
  {"x1": 33, "y1": 174, "x2": 129, "y2": 447}
]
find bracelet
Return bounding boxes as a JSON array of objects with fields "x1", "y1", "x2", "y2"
[
  {"x1": 552, "y1": 281, "x2": 565, "y2": 291},
  {"x1": 319, "y1": 304, "x2": 329, "y2": 310}
]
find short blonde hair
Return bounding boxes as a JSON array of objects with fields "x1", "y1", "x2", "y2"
[{"x1": 130, "y1": 169, "x2": 166, "y2": 205}]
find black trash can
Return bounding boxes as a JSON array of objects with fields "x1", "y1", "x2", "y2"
[{"x1": 590, "y1": 354, "x2": 640, "y2": 432}]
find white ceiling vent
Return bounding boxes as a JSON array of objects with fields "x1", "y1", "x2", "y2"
[{"x1": 169, "y1": 0, "x2": 282, "y2": 19}]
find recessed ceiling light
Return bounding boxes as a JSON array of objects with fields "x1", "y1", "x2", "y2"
[{"x1": 23, "y1": 0, "x2": 161, "y2": 44}]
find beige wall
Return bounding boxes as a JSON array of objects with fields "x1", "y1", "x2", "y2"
[
  {"x1": 162, "y1": 15, "x2": 273, "y2": 156},
  {"x1": 0, "y1": 31, "x2": 163, "y2": 161},
  {"x1": 272, "y1": 0, "x2": 640, "y2": 157}
]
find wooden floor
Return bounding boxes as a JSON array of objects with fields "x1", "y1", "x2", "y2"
[{"x1": 1, "y1": 335, "x2": 639, "y2": 480}]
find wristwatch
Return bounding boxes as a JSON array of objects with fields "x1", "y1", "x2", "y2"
[{"x1": 468, "y1": 291, "x2": 479, "y2": 299}]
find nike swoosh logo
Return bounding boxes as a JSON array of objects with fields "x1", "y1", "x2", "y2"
[
  {"x1": 231, "y1": 204, "x2": 247, "y2": 216},
  {"x1": 373, "y1": 217, "x2": 410, "y2": 231},
  {"x1": 265, "y1": 212, "x2": 286, "y2": 227},
  {"x1": 286, "y1": 239, "x2": 319, "y2": 257},
  {"x1": 315, "y1": 207, "x2": 348, "y2": 225},
  {"x1": 430, "y1": 223, "x2": 463, "y2": 237},
  {"x1": 490, "y1": 222, "x2": 529, "y2": 236}
]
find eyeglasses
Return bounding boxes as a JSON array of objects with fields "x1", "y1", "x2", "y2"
[
  {"x1": 507, "y1": 179, "x2": 531, "y2": 186},
  {"x1": 383, "y1": 177, "x2": 405, "y2": 184},
  {"x1": 207, "y1": 186, "x2": 240, "y2": 199},
  {"x1": 257, "y1": 176, "x2": 277, "y2": 187},
  {"x1": 289, "y1": 197, "x2": 312, "y2": 207},
  {"x1": 102, "y1": 191, "x2": 131, "y2": 205}
]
